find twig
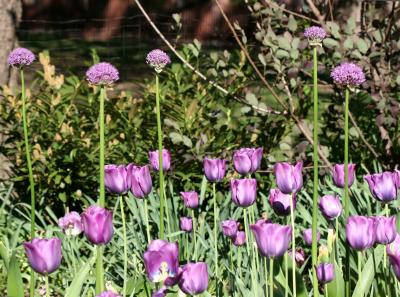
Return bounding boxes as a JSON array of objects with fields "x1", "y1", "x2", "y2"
[
  {"x1": 134, "y1": 0, "x2": 283, "y2": 115},
  {"x1": 214, "y1": 0, "x2": 332, "y2": 169},
  {"x1": 264, "y1": 0, "x2": 319, "y2": 24},
  {"x1": 305, "y1": 0, "x2": 327, "y2": 29}
]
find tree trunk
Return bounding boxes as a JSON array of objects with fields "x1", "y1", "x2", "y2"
[{"x1": 0, "y1": 0, "x2": 22, "y2": 86}]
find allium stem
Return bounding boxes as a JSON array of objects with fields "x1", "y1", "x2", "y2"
[
  {"x1": 212, "y1": 183, "x2": 219, "y2": 291},
  {"x1": 155, "y1": 74, "x2": 166, "y2": 239},
  {"x1": 344, "y1": 87, "x2": 350, "y2": 297},
  {"x1": 21, "y1": 69, "x2": 36, "y2": 297},
  {"x1": 99, "y1": 86, "x2": 106, "y2": 207},
  {"x1": 120, "y1": 196, "x2": 128, "y2": 297},
  {"x1": 270, "y1": 258, "x2": 274, "y2": 297},
  {"x1": 311, "y1": 46, "x2": 320, "y2": 297},
  {"x1": 192, "y1": 209, "x2": 197, "y2": 261},
  {"x1": 45, "y1": 275, "x2": 50, "y2": 297},
  {"x1": 95, "y1": 246, "x2": 104, "y2": 294},
  {"x1": 289, "y1": 194, "x2": 297, "y2": 297}
]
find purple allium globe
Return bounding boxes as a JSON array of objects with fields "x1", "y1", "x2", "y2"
[
  {"x1": 8, "y1": 48, "x2": 35, "y2": 67},
  {"x1": 86, "y1": 62, "x2": 119, "y2": 85},
  {"x1": 304, "y1": 26, "x2": 327, "y2": 46},
  {"x1": 146, "y1": 49, "x2": 171, "y2": 73},
  {"x1": 331, "y1": 62, "x2": 366, "y2": 87}
]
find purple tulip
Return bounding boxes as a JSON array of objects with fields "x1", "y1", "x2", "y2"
[
  {"x1": 127, "y1": 164, "x2": 153, "y2": 198},
  {"x1": 81, "y1": 205, "x2": 114, "y2": 245},
  {"x1": 95, "y1": 291, "x2": 121, "y2": 297},
  {"x1": 180, "y1": 191, "x2": 199, "y2": 209},
  {"x1": 149, "y1": 149, "x2": 171, "y2": 171},
  {"x1": 269, "y1": 188, "x2": 296, "y2": 216},
  {"x1": 316, "y1": 263, "x2": 335, "y2": 284},
  {"x1": 178, "y1": 262, "x2": 209, "y2": 295},
  {"x1": 152, "y1": 287, "x2": 167, "y2": 297},
  {"x1": 374, "y1": 216, "x2": 396, "y2": 245},
  {"x1": 104, "y1": 164, "x2": 129, "y2": 194},
  {"x1": 274, "y1": 162, "x2": 303, "y2": 194},
  {"x1": 232, "y1": 231, "x2": 246, "y2": 246},
  {"x1": 233, "y1": 147, "x2": 263, "y2": 175},
  {"x1": 180, "y1": 217, "x2": 193, "y2": 232},
  {"x1": 221, "y1": 220, "x2": 239, "y2": 238},
  {"x1": 332, "y1": 164, "x2": 356, "y2": 188},
  {"x1": 364, "y1": 172, "x2": 398, "y2": 203},
  {"x1": 58, "y1": 211, "x2": 83, "y2": 236},
  {"x1": 203, "y1": 158, "x2": 226, "y2": 182},
  {"x1": 303, "y1": 228, "x2": 320, "y2": 246},
  {"x1": 289, "y1": 248, "x2": 306, "y2": 266},
  {"x1": 231, "y1": 178, "x2": 257, "y2": 208},
  {"x1": 318, "y1": 195, "x2": 342, "y2": 220},
  {"x1": 144, "y1": 240, "x2": 179, "y2": 283},
  {"x1": 250, "y1": 220, "x2": 292, "y2": 258},
  {"x1": 23, "y1": 238, "x2": 62, "y2": 275},
  {"x1": 346, "y1": 216, "x2": 376, "y2": 250},
  {"x1": 387, "y1": 234, "x2": 400, "y2": 280}
]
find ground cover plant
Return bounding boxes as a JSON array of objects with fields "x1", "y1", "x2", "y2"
[{"x1": 1, "y1": 2, "x2": 400, "y2": 297}]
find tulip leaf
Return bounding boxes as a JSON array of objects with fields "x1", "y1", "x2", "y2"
[
  {"x1": 7, "y1": 252, "x2": 24, "y2": 297},
  {"x1": 65, "y1": 257, "x2": 95, "y2": 297},
  {"x1": 0, "y1": 240, "x2": 9, "y2": 270},
  {"x1": 327, "y1": 260, "x2": 344, "y2": 297},
  {"x1": 352, "y1": 247, "x2": 383, "y2": 297}
]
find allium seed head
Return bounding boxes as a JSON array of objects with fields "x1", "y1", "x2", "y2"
[
  {"x1": 86, "y1": 62, "x2": 119, "y2": 86},
  {"x1": 304, "y1": 26, "x2": 326, "y2": 46},
  {"x1": 8, "y1": 48, "x2": 35, "y2": 67},
  {"x1": 146, "y1": 49, "x2": 171, "y2": 73},
  {"x1": 331, "y1": 62, "x2": 366, "y2": 87}
]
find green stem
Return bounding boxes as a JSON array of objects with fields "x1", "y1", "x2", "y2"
[
  {"x1": 384, "y1": 205, "x2": 389, "y2": 269},
  {"x1": 358, "y1": 251, "x2": 362, "y2": 279},
  {"x1": 270, "y1": 258, "x2": 274, "y2": 297},
  {"x1": 311, "y1": 46, "x2": 319, "y2": 297},
  {"x1": 344, "y1": 86, "x2": 350, "y2": 297},
  {"x1": 264, "y1": 257, "x2": 268, "y2": 297},
  {"x1": 120, "y1": 196, "x2": 128, "y2": 297},
  {"x1": 144, "y1": 199, "x2": 151, "y2": 244},
  {"x1": 335, "y1": 218, "x2": 339, "y2": 264},
  {"x1": 192, "y1": 209, "x2": 197, "y2": 261},
  {"x1": 99, "y1": 86, "x2": 106, "y2": 207},
  {"x1": 290, "y1": 194, "x2": 297, "y2": 297},
  {"x1": 243, "y1": 208, "x2": 254, "y2": 295},
  {"x1": 285, "y1": 252, "x2": 288, "y2": 297},
  {"x1": 155, "y1": 74, "x2": 165, "y2": 239},
  {"x1": 213, "y1": 183, "x2": 219, "y2": 289},
  {"x1": 95, "y1": 246, "x2": 104, "y2": 294},
  {"x1": 325, "y1": 284, "x2": 328, "y2": 297},
  {"x1": 29, "y1": 269, "x2": 35, "y2": 297},
  {"x1": 45, "y1": 275, "x2": 50, "y2": 297}
]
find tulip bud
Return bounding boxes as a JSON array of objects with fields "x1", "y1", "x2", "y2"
[
  {"x1": 180, "y1": 191, "x2": 199, "y2": 209},
  {"x1": 127, "y1": 164, "x2": 153, "y2": 198},
  {"x1": 203, "y1": 158, "x2": 226, "y2": 182},
  {"x1": 318, "y1": 195, "x2": 342, "y2": 220},
  {"x1": 364, "y1": 172, "x2": 398, "y2": 203},
  {"x1": 23, "y1": 238, "x2": 62, "y2": 275},
  {"x1": 230, "y1": 178, "x2": 257, "y2": 208},
  {"x1": 346, "y1": 216, "x2": 376, "y2": 250},
  {"x1": 221, "y1": 220, "x2": 239, "y2": 238},
  {"x1": 81, "y1": 205, "x2": 114, "y2": 245},
  {"x1": 58, "y1": 211, "x2": 83, "y2": 236},
  {"x1": 375, "y1": 216, "x2": 396, "y2": 245},
  {"x1": 178, "y1": 262, "x2": 209, "y2": 295},
  {"x1": 269, "y1": 188, "x2": 296, "y2": 216},
  {"x1": 274, "y1": 162, "x2": 303, "y2": 194},
  {"x1": 232, "y1": 231, "x2": 246, "y2": 247},
  {"x1": 233, "y1": 147, "x2": 263, "y2": 175},
  {"x1": 104, "y1": 164, "x2": 130, "y2": 194},
  {"x1": 149, "y1": 149, "x2": 171, "y2": 171},
  {"x1": 180, "y1": 217, "x2": 193, "y2": 232},
  {"x1": 288, "y1": 248, "x2": 305, "y2": 266},
  {"x1": 316, "y1": 263, "x2": 335, "y2": 284},
  {"x1": 332, "y1": 164, "x2": 356, "y2": 188},
  {"x1": 303, "y1": 228, "x2": 320, "y2": 246}
]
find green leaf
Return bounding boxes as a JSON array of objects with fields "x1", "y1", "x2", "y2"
[
  {"x1": 327, "y1": 261, "x2": 345, "y2": 297},
  {"x1": 327, "y1": 21, "x2": 341, "y2": 39},
  {"x1": 357, "y1": 39, "x2": 368, "y2": 54},
  {"x1": 323, "y1": 38, "x2": 340, "y2": 49},
  {"x1": 65, "y1": 258, "x2": 94, "y2": 297},
  {"x1": 7, "y1": 252, "x2": 24, "y2": 297},
  {"x1": 352, "y1": 247, "x2": 383, "y2": 297},
  {"x1": 344, "y1": 37, "x2": 353, "y2": 50},
  {"x1": 287, "y1": 15, "x2": 297, "y2": 32},
  {"x1": 0, "y1": 240, "x2": 9, "y2": 270}
]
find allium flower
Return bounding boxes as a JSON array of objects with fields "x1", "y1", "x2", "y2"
[
  {"x1": 230, "y1": 178, "x2": 257, "y2": 208},
  {"x1": 332, "y1": 163, "x2": 356, "y2": 188},
  {"x1": 180, "y1": 217, "x2": 193, "y2": 232},
  {"x1": 23, "y1": 238, "x2": 62, "y2": 275},
  {"x1": 104, "y1": 164, "x2": 129, "y2": 194},
  {"x1": 81, "y1": 205, "x2": 114, "y2": 245},
  {"x1": 149, "y1": 149, "x2": 171, "y2": 171},
  {"x1": 304, "y1": 26, "x2": 327, "y2": 46},
  {"x1": 178, "y1": 262, "x2": 209, "y2": 295},
  {"x1": 143, "y1": 240, "x2": 179, "y2": 283},
  {"x1": 233, "y1": 147, "x2": 263, "y2": 175},
  {"x1": 180, "y1": 191, "x2": 199, "y2": 209},
  {"x1": 364, "y1": 172, "x2": 398, "y2": 203},
  {"x1": 203, "y1": 158, "x2": 226, "y2": 182},
  {"x1": 250, "y1": 220, "x2": 292, "y2": 258},
  {"x1": 221, "y1": 220, "x2": 239, "y2": 238},
  {"x1": 303, "y1": 228, "x2": 321, "y2": 246},
  {"x1": 346, "y1": 216, "x2": 376, "y2": 250},
  {"x1": 58, "y1": 211, "x2": 84, "y2": 236},
  {"x1": 289, "y1": 248, "x2": 306, "y2": 266},
  {"x1": 232, "y1": 231, "x2": 246, "y2": 246},
  {"x1": 127, "y1": 164, "x2": 153, "y2": 198},
  {"x1": 86, "y1": 62, "x2": 119, "y2": 85},
  {"x1": 316, "y1": 263, "x2": 335, "y2": 284},
  {"x1": 8, "y1": 48, "x2": 35, "y2": 67},
  {"x1": 374, "y1": 216, "x2": 396, "y2": 245},
  {"x1": 331, "y1": 62, "x2": 366, "y2": 86},
  {"x1": 318, "y1": 195, "x2": 342, "y2": 220},
  {"x1": 146, "y1": 49, "x2": 171, "y2": 73},
  {"x1": 274, "y1": 162, "x2": 303, "y2": 194},
  {"x1": 269, "y1": 188, "x2": 296, "y2": 216},
  {"x1": 95, "y1": 291, "x2": 122, "y2": 297}
]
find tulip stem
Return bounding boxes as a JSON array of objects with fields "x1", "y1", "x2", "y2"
[
  {"x1": 192, "y1": 209, "x2": 197, "y2": 261},
  {"x1": 212, "y1": 183, "x2": 219, "y2": 292},
  {"x1": 155, "y1": 74, "x2": 166, "y2": 239},
  {"x1": 325, "y1": 284, "x2": 328, "y2": 297},
  {"x1": 264, "y1": 257, "x2": 268, "y2": 297},
  {"x1": 243, "y1": 208, "x2": 255, "y2": 296},
  {"x1": 120, "y1": 196, "x2": 128, "y2": 297},
  {"x1": 358, "y1": 251, "x2": 362, "y2": 279},
  {"x1": 144, "y1": 199, "x2": 151, "y2": 244},
  {"x1": 289, "y1": 194, "x2": 297, "y2": 297},
  {"x1": 269, "y1": 258, "x2": 274, "y2": 297},
  {"x1": 285, "y1": 251, "x2": 288, "y2": 297},
  {"x1": 344, "y1": 86, "x2": 350, "y2": 297},
  {"x1": 95, "y1": 246, "x2": 105, "y2": 294},
  {"x1": 335, "y1": 218, "x2": 339, "y2": 264},
  {"x1": 311, "y1": 45, "x2": 319, "y2": 297},
  {"x1": 384, "y1": 204, "x2": 389, "y2": 269},
  {"x1": 45, "y1": 276, "x2": 50, "y2": 297}
]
